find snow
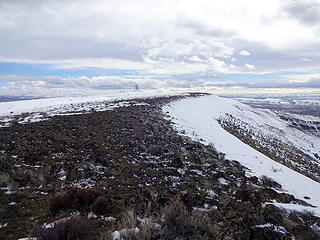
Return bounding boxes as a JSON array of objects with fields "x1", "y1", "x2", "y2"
[
  {"x1": 237, "y1": 97, "x2": 320, "y2": 108},
  {"x1": 164, "y1": 95, "x2": 320, "y2": 216},
  {"x1": 70, "y1": 178, "x2": 96, "y2": 188},
  {"x1": 5, "y1": 188, "x2": 13, "y2": 195},
  {"x1": 311, "y1": 222, "x2": 320, "y2": 232},
  {"x1": 286, "y1": 112, "x2": 320, "y2": 122},
  {"x1": 193, "y1": 204, "x2": 218, "y2": 212},
  {"x1": 102, "y1": 216, "x2": 116, "y2": 221},
  {"x1": 0, "y1": 91, "x2": 181, "y2": 127},
  {"x1": 35, "y1": 191, "x2": 48, "y2": 195},
  {"x1": 87, "y1": 211, "x2": 116, "y2": 221},
  {"x1": 0, "y1": 91, "x2": 177, "y2": 118},
  {"x1": 221, "y1": 99, "x2": 320, "y2": 162},
  {"x1": 206, "y1": 189, "x2": 217, "y2": 199},
  {"x1": 57, "y1": 169, "x2": 66, "y2": 181},
  {"x1": 218, "y1": 177, "x2": 228, "y2": 185},
  {"x1": 42, "y1": 212, "x2": 80, "y2": 229},
  {"x1": 112, "y1": 227, "x2": 140, "y2": 240},
  {"x1": 255, "y1": 223, "x2": 288, "y2": 234},
  {"x1": 226, "y1": 108, "x2": 320, "y2": 162},
  {"x1": 0, "y1": 222, "x2": 7, "y2": 228},
  {"x1": 192, "y1": 169, "x2": 205, "y2": 176},
  {"x1": 87, "y1": 211, "x2": 98, "y2": 219},
  {"x1": 18, "y1": 238, "x2": 38, "y2": 240},
  {"x1": 42, "y1": 217, "x2": 72, "y2": 229}
]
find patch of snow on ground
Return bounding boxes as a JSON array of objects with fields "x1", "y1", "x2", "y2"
[
  {"x1": 18, "y1": 238, "x2": 38, "y2": 240},
  {"x1": 57, "y1": 169, "x2": 66, "y2": 181},
  {"x1": 218, "y1": 177, "x2": 228, "y2": 185},
  {"x1": 0, "y1": 223, "x2": 7, "y2": 228},
  {"x1": 42, "y1": 217, "x2": 72, "y2": 229},
  {"x1": 206, "y1": 189, "x2": 217, "y2": 199},
  {"x1": 112, "y1": 227, "x2": 140, "y2": 240},
  {"x1": 70, "y1": 178, "x2": 96, "y2": 188},
  {"x1": 87, "y1": 211, "x2": 116, "y2": 221},
  {"x1": 193, "y1": 204, "x2": 218, "y2": 212},
  {"x1": 255, "y1": 223, "x2": 288, "y2": 234},
  {"x1": 164, "y1": 95, "x2": 320, "y2": 216},
  {"x1": 42, "y1": 212, "x2": 80, "y2": 229}
]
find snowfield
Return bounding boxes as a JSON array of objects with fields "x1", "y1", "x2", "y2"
[
  {"x1": 164, "y1": 95, "x2": 320, "y2": 217},
  {"x1": 0, "y1": 91, "x2": 177, "y2": 116},
  {"x1": 0, "y1": 91, "x2": 179, "y2": 127}
]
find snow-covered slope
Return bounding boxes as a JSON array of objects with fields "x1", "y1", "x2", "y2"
[
  {"x1": 0, "y1": 91, "x2": 179, "y2": 127},
  {"x1": 164, "y1": 95, "x2": 320, "y2": 216}
]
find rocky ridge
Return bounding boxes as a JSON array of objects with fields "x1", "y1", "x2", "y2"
[{"x1": 0, "y1": 94, "x2": 319, "y2": 240}]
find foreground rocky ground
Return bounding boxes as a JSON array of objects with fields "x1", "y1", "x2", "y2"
[{"x1": 0, "y1": 94, "x2": 319, "y2": 240}]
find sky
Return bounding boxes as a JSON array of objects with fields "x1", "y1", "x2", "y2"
[{"x1": 1, "y1": 0, "x2": 320, "y2": 96}]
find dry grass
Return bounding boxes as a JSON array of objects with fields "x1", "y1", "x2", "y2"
[
  {"x1": 161, "y1": 198, "x2": 215, "y2": 240},
  {"x1": 107, "y1": 209, "x2": 155, "y2": 240}
]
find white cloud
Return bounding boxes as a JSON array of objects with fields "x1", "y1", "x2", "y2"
[
  {"x1": 0, "y1": 0, "x2": 320, "y2": 91},
  {"x1": 239, "y1": 50, "x2": 251, "y2": 56},
  {"x1": 207, "y1": 58, "x2": 230, "y2": 74},
  {"x1": 138, "y1": 37, "x2": 237, "y2": 75},
  {"x1": 245, "y1": 64, "x2": 255, "y2": 70},
  {"x1": 189, "y1": 56, "x2": 203, "y2": 62},
  {"x1": 282, "y1": 73, "x2": 320, "y2": 82},
  {"x1": 298, "y1": 58, "x2": 312, "y2": 63}
]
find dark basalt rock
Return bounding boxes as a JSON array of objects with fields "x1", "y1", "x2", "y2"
[
  {"x1": 170, "y1": 156, "x2": 184, "y2": 168},
  {"x1": 235, "y1": 189, "x2": 262, "y2": 206},
  {"x1": 276, "y1": 192, "x2": 295, "y2": 203},
  {"x1": 261, "y1": 204, "x2": 283, "y2": 225},
  {"x1": 251, "y1": 226, "x2": 291, "y2": 240},
  {"x1": 126, "y1": 188, "x2": 152, "y2": 215},
  {"x1": 292, "y1": 224, "x2": 320, "y2": 240},
  {"x1": 157, "y1": 188, "x2": 173, "y2": 206}
]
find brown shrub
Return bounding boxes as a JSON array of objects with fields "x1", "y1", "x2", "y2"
[
  {"x1": 91, "y1": 196, "x2": 111, "y2": 215},
  {"x1": 49, "y1": 192, "x2": 73, "y2": 213},
  {"x1": 36, "y1": 216, "x2": 91, "y2": 240},
  {"x1": 161, "y1": 198, "x2": 215, "y2": 239},
  {"x1": 49, "y1": 188, "x2": 99, "y2": 213},
  {"x1": 74, "y1": 188, "x2": 99, "y2": 208}
]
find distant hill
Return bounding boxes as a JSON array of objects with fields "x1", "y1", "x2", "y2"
[{"x1": 0, "y1": 95, "x2": 41, "y2": 102}]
